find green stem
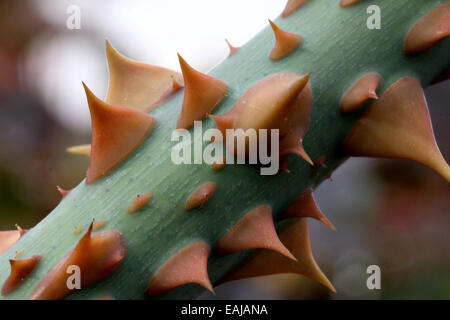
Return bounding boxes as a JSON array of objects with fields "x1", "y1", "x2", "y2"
[{"x1": 1, "y1": 0, "x2": 449, "y2": 300}]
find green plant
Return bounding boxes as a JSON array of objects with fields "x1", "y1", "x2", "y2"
[{"x1": 0, "y1": 0, "x2": 449, "y2": 300}]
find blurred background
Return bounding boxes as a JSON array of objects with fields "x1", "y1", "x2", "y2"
[{"x1": 0, "y1": 0, "x2": 448, "y2": 299}]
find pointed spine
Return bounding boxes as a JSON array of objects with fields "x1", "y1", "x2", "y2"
[
  {"x1": 185, "y1": 182, "x2": 217, "y2": 211},
  {"x1": 269, "y1": 20, "x2": 302, "y2": 61},
  {"x1": 29, "y1": 223, "x2": 126, "y2": 300},
  {"x1": 146, "y1": 242, "x2": 213, "y2": 297},
  {"x1": 83, "y1": 83, "x2": 156, "y2": 184},
  {"x1": 282, "y1": 0, "x2": 308, "y2": 18},
  {"x1": 340, "y1": 73, "x2": 381, "y2": 114},
  {"x1": 219, "y1": 218, "x2": 335, "y2": 292},
  {"x1": 176, "y1": 54, "x2": 227, "y2": 129},
  {"x1": 2, "y1": 255, "x2": 42, "y2": 296},
  {"x1": 404, "y1": 3, "x2": 450, "y2": 55},
  {"x1": 216, "y1": 205, "x2": 296, "y2": 260},
  {"x1": 282, "y1": 189, "x2": 336, "y2": 231}
]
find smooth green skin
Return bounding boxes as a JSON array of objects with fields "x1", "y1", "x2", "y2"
[{"x1": 1, "y1": 0, "x2": 449, "y2": 300}]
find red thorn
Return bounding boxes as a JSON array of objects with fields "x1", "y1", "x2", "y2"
[
  {"x1": 127, "y1": 193, "x2": 153, "y2": 214},
  {"x1": 340, "y1": 0, "x2": 362, "y2": 8},
  {"x1": 216, "y1": 205, "x2": 296, "y2": 261},
  {"x1": 268, "y1": 20, "x2": 302, "y2": 61},
  {"x1": 185, "y1": 182, "x2": 217, "y2": 211},
  {"x1": 146, "y1": 242, "x2": 213, "y2": 297},
  {"x1": 29, "y1": 223, "x2": 126, "y2": 300},
  {"x1": 83, "y1": 83, "x2": 156, "y2": 184},
  {"x1": 0, "y1": 226, "x2": 27, "y2": 256},
  {"x1": 344, "y1": 77, "x2": 450, "y2": 182},
  {"x1": 282, "y1": 189, "x2": 336, "y2": 231},
  {"x1": 176, "y1": 54, "x2": 227, "y2": 129},
  {"x1": 282, "y1": 0, "x2": 308, "y2": 18},
  {"x1": 340, "y1": 73, "x2": 381, "y2": 114},
  {"x1": 105, "y1": 40, "x2": 182, "y2": 112},
  {"x1": 219, "y1": 218, "x2": 335, "y2": 292},
  {"x1": 225, "y1": 39, "x2": 240, "y2": 57},
  {"x1": 2, "y1": 255, "x2": 42, "y2": 296},
  {"x1": 57, "y1": 186, "x2": 71, "y2": 200},
  {"x1": 404, "y1": 3, "x2": 450, "y2": 55}
]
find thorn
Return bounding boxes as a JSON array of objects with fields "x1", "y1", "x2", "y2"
[
  {"x1": 176, "y1": 54, "x2": 228, "y2": 129},
  {"x1": 282, "y1": 189, "x2": 336, "y2": 231},
  {"x1": 216, "y1": 205, "x2": 296, "y2": 261},
  {"x1": 73, "y1": 226, "x2": 84, "y2": 235},
  {"x1": 340, "y1": 0, "x2": 362, "y2": 8},
  {"x1": 218, "y1": 218, "x2": 335, "y2": 292},
  {"x1": 105, "y1": 40, "x2": 182, "y2": 112},
  {"x1": 268, "y1": 19, "x2": 302, "y2": 61},
  {"x1": 282, "y1": 0, "x2": 308, "y2": 18},
  {"x1": 1, "y1": 255, "x2": 42, "y2": 296},
  {"x1": 278, "y1": 83, "x2": 314, "y2": 165},
  {"x1": 344, "y1": 77, "x2": 450, "y2": 182},
  {"x1": 92, "y1": 220, "x2": 106, "y2": 231},
  {"x1": 66, "y1": 144, "x2": 91, "y2": 158},
  {"x1": 82, "y1": 83, "x2": 156, "y2": 184},
  {"x1": 56, "y1": 186, "x2": 71, "y2": 200},
  {"x1": 29, "y1": 223, "x2": 126, "y2": 300},
  {"x1": 225, "y1": 39, "x2": 240, "y2": 57},
  {"x1": 146, "y1": 242, "x2": 213, "y2": 297},
  {"x1": 0, "y1": 227, "x2": 27, "y2": 256},
  {"x1": 404, "y1": 3, "x2": 450, "y2": 55},
  {"x1": 185, "y1": 182, "x2": 217, "y2": 211},
  {"x1": 127, "y1": 193, "x2": 153, "y2": 214},
  {"x1": 340, "y1": 73, "x2": 381, "y2": 114}
]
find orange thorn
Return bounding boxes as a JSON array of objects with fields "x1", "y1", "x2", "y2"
[
  {"x1": 83, "y1": 83, "x2": 156, "y2": 184},
  {"x1": 219, "y1": 218, "x2": 335, "y2": 292},
  {"x1": 209, "y1": 73, "x2": 313, "y2": 165},
  {"x1": 282, "y1": 189, "x2": 336, "y2": 231},
  {"x1": 2, "y1": 255, "x2": 42, "y2": 296},
  {"x1": 216, "y1": 205, "x2": 296, "y2": 261},
  {"x1": 340, "y1": 0, "x2": 362, "y2": 8},
  {"x1": 344, "y1": 77, "x2": 450, "y2": 182},
  {"x1": 92, "y1": 220, "x2": 107, "y2": 231},
  {"x1": 282, "y1": 0, "x2": 308, "y2": 18},
  {"x1": 340, "y1": 73, "x2": 381, "y2": 114},
  {"x1": 127, "y1": 193, "x2": 153, "y2": 214},
  {"x1": 404, "y1": 3, "x2": 450, "y2": 55},
  {"x1": 176, "y1": 54, "x2": 227, "y2": 129},
  {"x1": 185, "y1": 182, "x2": 217, "y2": 211},
  {"x1": 66, "y1": 144, "x2": 91, "y2": 158},
  {"x1": 0, "y1": 226, "x2": 27, "y2": 257},
  {"x1": 105, "y1": 40, "x2": 182, "y2": 112},
  {"x1": 225, "y1": 39, "x2": 240, "y2": 57},
  {"x1": 278, "y1": 83, "x2": 314, "y2": 165},
  {"x1": 30, "y1": 223, "x2": 126, "y2": 300},
  {"x1": 146, "y1": 242, "x2": 213, "y2": 297},
  {"x1": 73, "y1": 226, "x2": 84, "y2": 235},
  {"x1": 56, "y1": 186, "x2": 71, "y2": 200},
  {"x1": 268, "y1": 20, "x2": 302, "y2": 61}
]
